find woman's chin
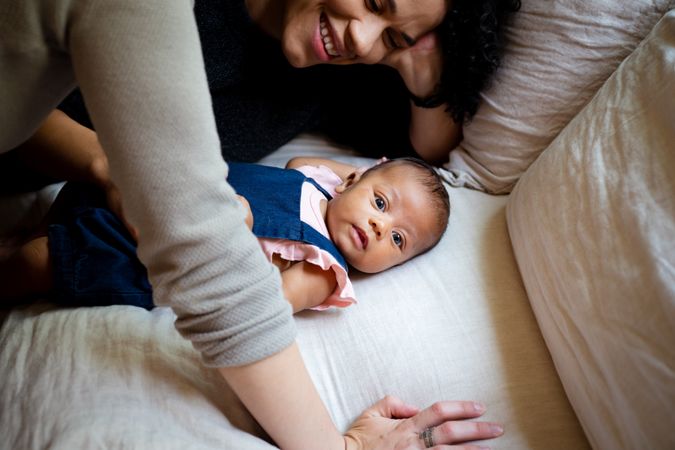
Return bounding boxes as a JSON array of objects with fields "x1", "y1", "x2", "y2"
[{"x1": 282, "y1": 42, "x2": 314, "y2": 68}]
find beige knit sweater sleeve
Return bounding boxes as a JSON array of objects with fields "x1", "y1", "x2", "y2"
[{"x1": 0, "y1": 0, "x2": 296, "y2": 367}]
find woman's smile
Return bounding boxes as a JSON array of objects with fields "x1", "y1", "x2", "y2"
[
  {"x1": 320, "y1": 13, "x2": 341, "y2": 57},
  {"x1": 314, "y1": 12, "x2": 344, "y2": 62}
]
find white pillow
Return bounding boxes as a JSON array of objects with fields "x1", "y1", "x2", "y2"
[
  {"x1": 442, "y1": 0, "x2": 674, "y2": 193},
  {"x1": 506, "y1": 11, "x2": 675, "y2": 449}
]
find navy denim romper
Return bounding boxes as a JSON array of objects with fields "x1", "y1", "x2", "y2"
[
  {"x1": 47, "y1": 163, "x2": 345, "y2": 310},
  {"x1": 226, "y1": 163, "x2": 346, "y2": 267}
]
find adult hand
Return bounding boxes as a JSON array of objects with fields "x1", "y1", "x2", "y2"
[
  {"x1": 381, "y1": 32, "x2": 442, "y2": 99},
  {"x1": 344, "y1": 396, "x2": 503, "y2": 450},
  {"x1": 381, "y1": 33, "x2": 461, "y2": 163}
]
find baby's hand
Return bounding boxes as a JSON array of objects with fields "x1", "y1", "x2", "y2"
[{"x1": 237, "y1": 195, "x2": 253, "y2": 230}]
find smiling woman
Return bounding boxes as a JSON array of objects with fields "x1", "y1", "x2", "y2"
[{"x1": 48, "y1": 0, "x2": 519, "y2": 168}]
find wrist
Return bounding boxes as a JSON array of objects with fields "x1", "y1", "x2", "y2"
[{"x1": 343, "y1": 434, "x2": 360, "y2": 450}]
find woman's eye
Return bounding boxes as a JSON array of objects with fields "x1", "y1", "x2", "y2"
[
  {"x1": 374, "y1": 196, "x2": 386, "y2": 211},
  {"x1": 367, "y1": 0, "x2": 383, "y2": 13},
  {"x1": 392, "y1": 231, "x2": 403, "y2": 248},
  {"x1": 385, "y1": 30, "x2": 403, "y2": 49}
]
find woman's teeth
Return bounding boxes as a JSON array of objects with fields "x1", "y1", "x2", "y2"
[{"x1": 320, "y1": 16, "x2": 339, "y2": 57}]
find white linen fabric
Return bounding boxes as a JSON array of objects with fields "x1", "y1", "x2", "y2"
[
  {"x1": 506, "y1": 11, "x2": 675, "y2": 450},
  {"x1": 442, "y1": 0, "x2": 675, "y2": 194},
  {"x1": 0, "y1": 135, "x2": 589, "y2": 449}
]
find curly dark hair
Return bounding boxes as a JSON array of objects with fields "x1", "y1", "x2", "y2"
[{"x1": 437, "y1": 0, "x2": 521, "y2": 123}]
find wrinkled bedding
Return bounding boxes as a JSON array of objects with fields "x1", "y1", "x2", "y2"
[{"x1": 0, "y1": 135, "x2": 588, "y2": 449}]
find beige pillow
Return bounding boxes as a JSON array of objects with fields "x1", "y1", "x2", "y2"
[
  {"x1": 506, "y1": 11, "x2": 675, "y2": 449},
  {"x1": 442, "y1": 0, "x2": 674, "y2": 194}
]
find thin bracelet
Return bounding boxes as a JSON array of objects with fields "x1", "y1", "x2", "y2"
[{"x1": 409, "y1": 92, "x2": 445, "y2": 108}]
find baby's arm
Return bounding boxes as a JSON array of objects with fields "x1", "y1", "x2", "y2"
[
  {"x1": 280, "y1": 261, "x2": 337, "y2": 313},
  {"x1": 286, "y1": 157, "x2": 356, "y2": 181},
  {"x1": 235, "y1": 191, "x2": 332, "y2": 313}
]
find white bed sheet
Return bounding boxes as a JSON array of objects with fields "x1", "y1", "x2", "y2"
[{"x1": 0, "y1": 134, "x2": 588, "y2": 449}]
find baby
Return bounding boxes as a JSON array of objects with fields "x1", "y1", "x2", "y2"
[{"x1": 0, "y1": 157, "x2": 450, "y2": 313}]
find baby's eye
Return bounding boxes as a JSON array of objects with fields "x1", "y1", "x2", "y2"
[
  {"x1": 392, "y1": 231, "x2": 403, "y2": 248},
  {"x1": 374, "y1": 195, "x2": 386, "y2": 211}
]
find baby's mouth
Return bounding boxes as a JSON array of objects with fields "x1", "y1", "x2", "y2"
[
  {"x1": 354, "y1": 225, "x2": 368, "y2": 250},
  {"x1": 320, "y1": 13, "x2": 340, "y2": 57}
]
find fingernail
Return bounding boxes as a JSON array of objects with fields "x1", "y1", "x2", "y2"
[
  {"x1": 473, "y1": 402, "x2": 485, "y2": 413},
  {"x1": 491, "y1": 424, "x2": 504, "y2": 435}
]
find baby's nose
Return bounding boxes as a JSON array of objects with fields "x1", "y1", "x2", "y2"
[{"x1": 369, "y1": 217, "x2": 386, "y2": 239}]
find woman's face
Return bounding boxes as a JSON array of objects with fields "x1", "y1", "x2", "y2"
[{"x1": 279, "y1": 0, "x2": 448, "y2": 67}]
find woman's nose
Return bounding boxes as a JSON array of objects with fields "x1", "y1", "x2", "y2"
[{"x1": 346, "y1": 18, "x2": 383, "y2": 60}]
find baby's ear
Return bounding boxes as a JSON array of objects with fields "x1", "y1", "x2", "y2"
[{"x1": 335, "y1": 170, "x2": 364, "y2": 193}]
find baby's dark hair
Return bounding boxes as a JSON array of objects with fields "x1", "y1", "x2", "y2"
[
  {"x1": 362, "y1": 157, "x2": 450, "y2": 251},
  {"x1": 437, "y1": 0, "x2": 521, "y2": 123}
]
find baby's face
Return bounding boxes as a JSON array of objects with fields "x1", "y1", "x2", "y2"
[{"x1": 326, "y1": 164, "x2": 439, "y2": 273}]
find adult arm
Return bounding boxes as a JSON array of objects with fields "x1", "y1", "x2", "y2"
[
  {"x1": 409, "y1": 105, "x2": 462, "y2": 166},
  {"x1": 10, "y1": 109, "x2": 136, "y2": 237},
  {"x1": 68, "y1": 0, "x2": 293, "y2": 365},
  {"x1": 382, "y1": 33, "x2": 462, "y2": 165},
  {"x1": 223, "y1": 347, "x2": 504, "y2": 450},
  {"x1": 64, "y1": 1, "x2": 323, "y2": 446},
  {"x1": 9, "y1": 109, "x2": 108, "y2": 186}
]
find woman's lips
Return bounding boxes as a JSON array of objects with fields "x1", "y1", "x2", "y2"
[
  {"x1": 313, "y1": 13, "x2": 332, "y2": 62},
  {"x1": 320, "y1": 13, "x2": 340, "y2": 57}
]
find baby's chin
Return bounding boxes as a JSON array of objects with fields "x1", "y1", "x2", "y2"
[{"x1": 346, "y1": 259, "x2": 395, "y2": 274}]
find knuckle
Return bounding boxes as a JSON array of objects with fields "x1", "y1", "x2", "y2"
[
  {"x1": 437, "y1": 422, "x2": 456, "y2": 440},
  {"x1": 430, "y1": 401, "x2": 446, "y2": 415}
]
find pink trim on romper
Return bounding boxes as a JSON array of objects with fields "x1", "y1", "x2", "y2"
[{"x1": 257, "y1": 165, "x2": 356, "y2": 310}]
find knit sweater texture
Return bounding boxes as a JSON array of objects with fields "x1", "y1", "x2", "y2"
[{"x1": 0, "y1": 0, "x2": 296, "y2": 367}]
